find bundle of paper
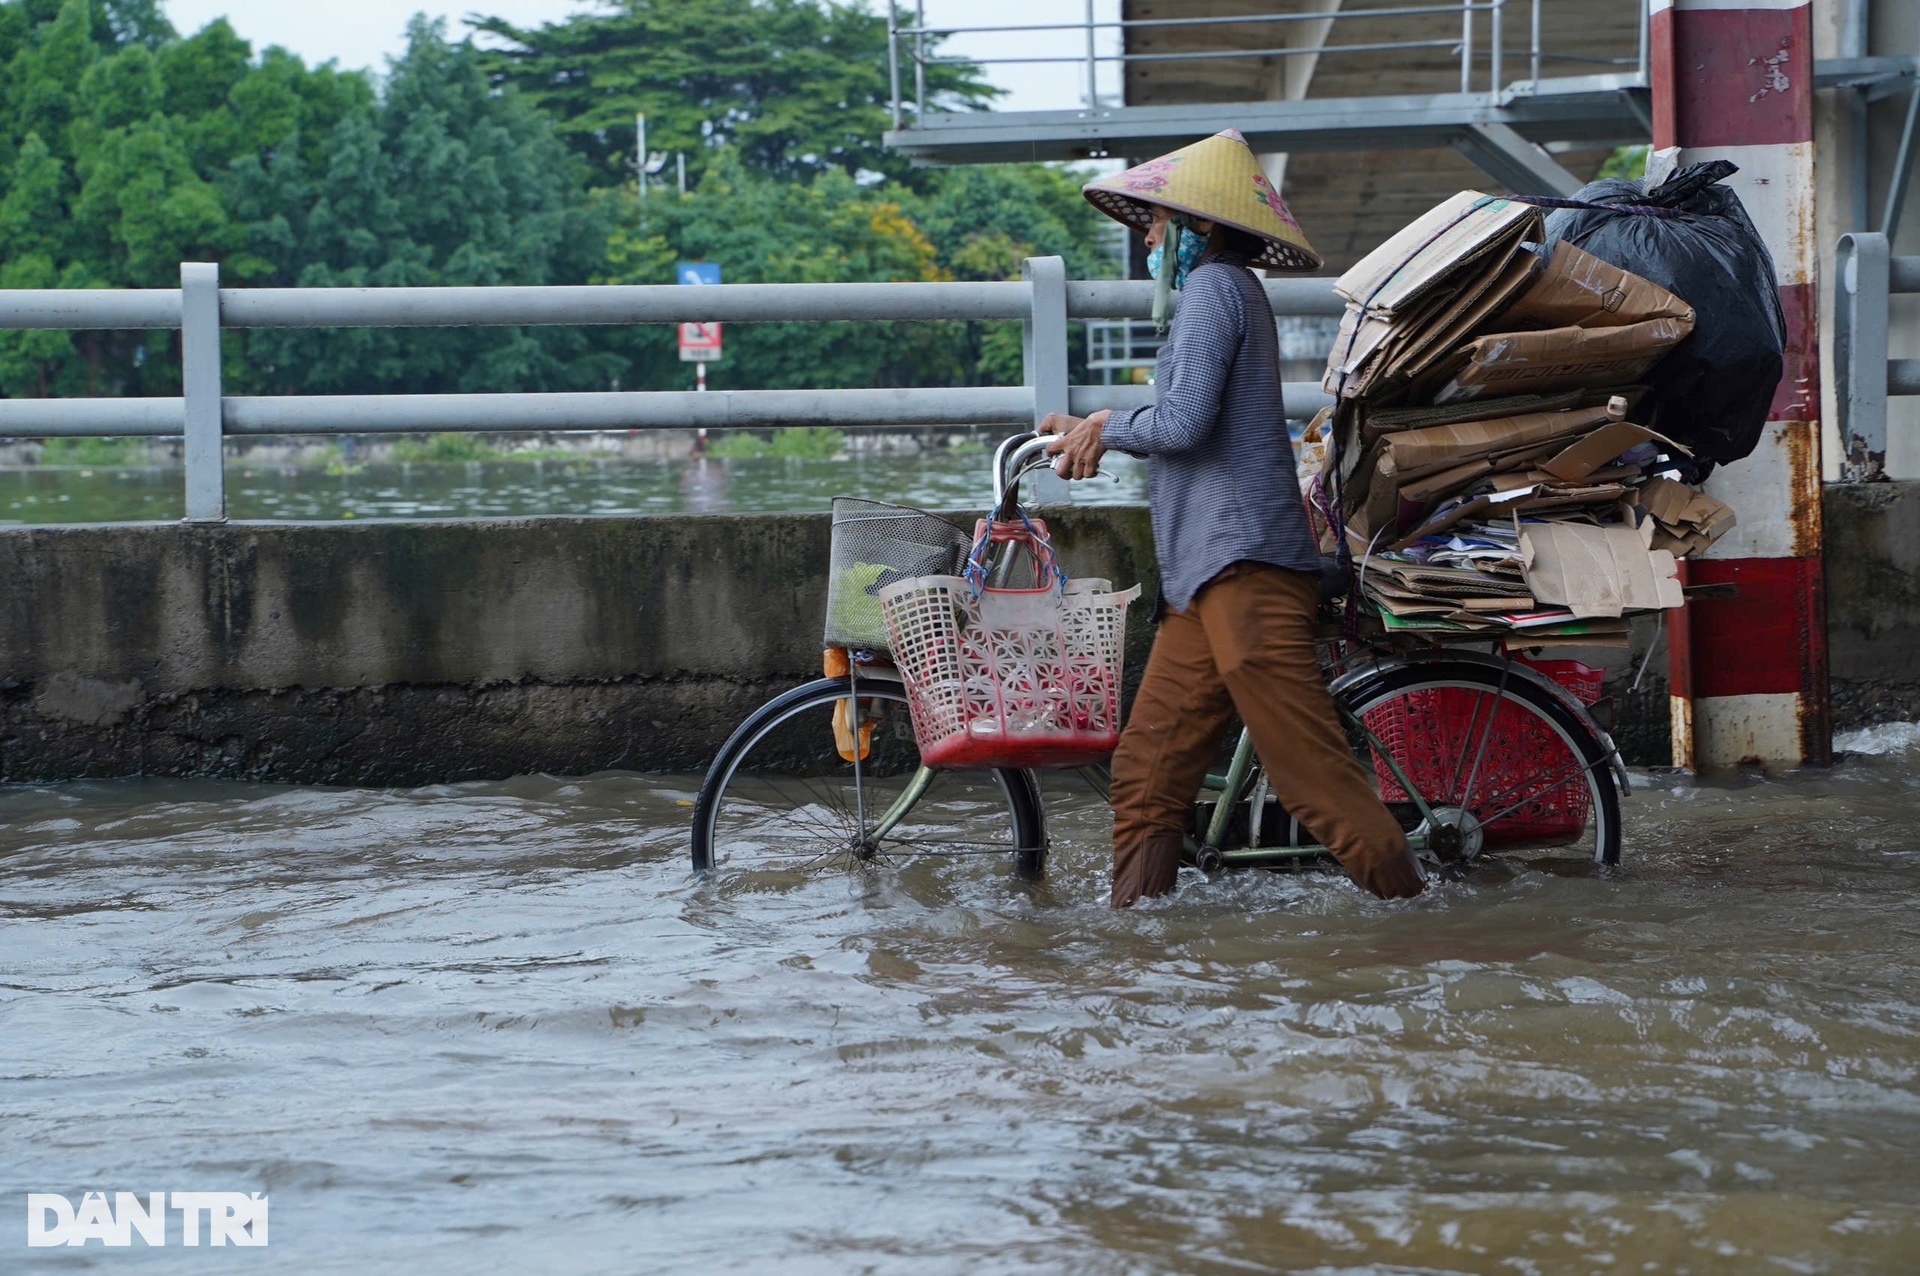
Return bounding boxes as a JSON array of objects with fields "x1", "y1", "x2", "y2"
[
  {"x1": 1362, "y1": 569, "x2": 1532, "y2": 624},
  {"x1": 1377, "y1": 607, "x2": 1634, "y2": 647},
  {"x1": 1350, "y1": 394, "x2": 1684, "y2": 543},
  {"x1": 1359, "y1": 518, "x2": 1535, "y2": 625},
  {"x1": 1358, "y1": 386, "x2": 1640, "y2": 445},
  {"x1": 1383, "y1": 479, "x2": 1636, "y2": 550}
]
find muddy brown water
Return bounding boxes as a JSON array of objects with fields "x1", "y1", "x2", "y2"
[{"x1": 5, "y1": 733, "x2": 1920, "y2": 1272}]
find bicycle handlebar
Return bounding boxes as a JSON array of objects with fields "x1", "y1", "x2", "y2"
[{"x1": 993, "y1": 435, "x2": 1054, "y2": 516}]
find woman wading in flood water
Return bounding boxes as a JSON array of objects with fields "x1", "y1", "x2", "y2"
[{"x1": 1039, "y1": 128, "x2": 1426, "y2": 908}]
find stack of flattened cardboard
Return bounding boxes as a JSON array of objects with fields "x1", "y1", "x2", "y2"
[{"x1": 1314, "y1": 192, "x2": 1735, "y2": 647}]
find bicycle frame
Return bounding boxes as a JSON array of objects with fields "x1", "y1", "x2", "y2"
[
  {"x1": 1065, "y1": 710, "x2": 1438, "y2": 869},
  {"x1": 860, "y1": 690, "x2": 1433, "y2": 864}
]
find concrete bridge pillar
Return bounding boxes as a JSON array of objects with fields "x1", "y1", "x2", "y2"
[{"x1": 1651, "y1": 0, "x2": 1832, "y2": 769}]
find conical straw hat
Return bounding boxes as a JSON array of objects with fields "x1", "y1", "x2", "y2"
[{"x1": 1083, "y1": 128, "x2": 1321, "y2": 273}]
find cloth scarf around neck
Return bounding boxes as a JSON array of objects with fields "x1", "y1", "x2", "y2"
[{"x1": 1148, "y1": 217, "x2": 1209, "y2": 333}]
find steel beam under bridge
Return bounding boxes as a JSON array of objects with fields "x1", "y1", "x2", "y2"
[{"x1": 885, "y1": 81, "x2": 1651, "y2": 169}]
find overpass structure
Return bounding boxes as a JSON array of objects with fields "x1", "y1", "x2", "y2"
[
  {"x1": 885, "y1": 1, "x2": 1915, "y2": 272},
  {"x1": 888, "y1": 0, "x2": 1652, "y2": 269}
]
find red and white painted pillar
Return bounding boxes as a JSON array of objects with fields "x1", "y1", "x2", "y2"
[{"x1": 1651, "y1": 0, "x2": 1830, "y2": 769}]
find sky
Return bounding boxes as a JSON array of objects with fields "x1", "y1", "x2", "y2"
[{"x1": 156, "y1": 0, "x2": 1126, "y2": 113}]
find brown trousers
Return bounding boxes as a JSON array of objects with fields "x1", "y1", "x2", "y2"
[{"x1": 1109, "y1": 564, "x2": 1425, "y2": 907}]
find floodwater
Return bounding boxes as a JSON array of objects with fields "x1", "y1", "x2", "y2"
[
  {"x1": 6, "y1": 730, "x2": 1920, "y2": 1272},
  {"x1": 0, "y1": 451, "x2": 1147, "y2": 524}
]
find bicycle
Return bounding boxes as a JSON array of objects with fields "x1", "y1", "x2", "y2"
[{"x1": 689, "y1": 434, "x2": 1628, "y2": 883}]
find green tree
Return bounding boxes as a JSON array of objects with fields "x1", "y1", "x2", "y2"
[
  {"x1": 228, "y1": 17, "x2": 618, "y2": 394},
  {"x1": 474, "y1": 0, "x2": 998, "y2": 189},
  {"x1": 0, "y1": 3, "x2": 609, "y2": 398},
  {"x1": 901, "y1": 163, "x2": 1117, "y2": 385},
  {"x1": 0, "y1": 0, "x2": 1113, "y2": 404},
  {"x1": 596, "y1": 151, "x2": 1113, "y2": 392},
  {"x1": 0, "y1": 0, "x2": 368, "y2": 396},
  {"x1": 599, "y1": 149, "x2": 962, "y2": 391}
]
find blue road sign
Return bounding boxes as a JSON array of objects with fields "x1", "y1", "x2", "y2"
[{"x1": 678, "y1": 262, "x2": 720, "y2": 286}]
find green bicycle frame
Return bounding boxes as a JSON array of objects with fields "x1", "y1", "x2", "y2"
[
  {"x1": 868, "y1": 707, "x2": 1437, "y2": 866},
  {"x1": 1195, "y1": 706, "x2": 1437, "y2": 866}
]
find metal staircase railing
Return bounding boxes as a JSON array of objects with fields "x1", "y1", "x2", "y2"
[{"x1": 887, "y1": 0, "x2": 1648, "y2": 128}]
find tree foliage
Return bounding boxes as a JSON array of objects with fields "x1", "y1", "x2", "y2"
[
  {"x1": 0, "y1": 0, "x2": 1116, "y2": 403},
  {"x1": 474, "y1": 0, "x2": 997, "y2": 188},
  {"x1": 0, "y1": 2, "x2": 612, "y2": 397},
  {"x1": 1, "y1": 0, "x2": 366, "y2": 393},
  {"x1": 599, "y1": 152, "x2": 1112, "y2": 391},
  {"x1": 227, "y1": 18, "x2": 618, "y2": 394}
]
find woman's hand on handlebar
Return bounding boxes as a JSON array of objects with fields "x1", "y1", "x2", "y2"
[{"x1": 1038, "y1": 410, "x2": 1111, "y2": 480}]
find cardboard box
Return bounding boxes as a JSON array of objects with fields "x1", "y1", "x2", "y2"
[
  {"x1": 1636, "y1": 475, "x2": 1736, "y2": 557},
  {"x1": 1497, "y1": 240, "x2": 1694, "y2": 332},
  {"x1": 1360, "y1": 386, "x2": 1641, "y2": 444},
  {"x1": 1540, "y1": 420, "x2": 1690, "y2": 481},
  {"x1": 1373, "y1": 399, "x2": 1625, "y2": 480},
  {"x1": 1389, "y1": 244, "x2": 1543, "y2": 383},
  {"x1": 1423, "y1": 245, "x2": 1696, "y2": 403},
  {"x1": 1335, "y1": 192, "x2": 1541, "y2": 316},
  {"x1": 1432, "y1": 317, "x2": 1694, "y2": 402},
  {"x1": 1518, "y1": 515, "x2": 1684, "y2": 618}
]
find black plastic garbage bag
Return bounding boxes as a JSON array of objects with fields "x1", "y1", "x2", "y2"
[{"x1": 1540, "y1": 160, "x2": 1785, "y2": 471}]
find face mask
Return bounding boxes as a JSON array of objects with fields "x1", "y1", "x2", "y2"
[{"x1": 1145, "y1": 222, "x2": 1208, "y2": 290}]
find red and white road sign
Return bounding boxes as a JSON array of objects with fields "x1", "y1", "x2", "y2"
[{"x1": 679, "y1": 321, "x2": 722, "y2": 362}]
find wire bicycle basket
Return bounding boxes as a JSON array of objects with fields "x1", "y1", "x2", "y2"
[{"x1": 823, "y1": 497, "x2": 974, "y2": 653}]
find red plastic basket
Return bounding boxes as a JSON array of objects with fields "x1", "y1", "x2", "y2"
[
  {"x1": 879, "y1": 517, "x2": 1141, "y2": 770},
  {"x1": 1364, "y1": 658, "x2": 1605, "y2": 846}
]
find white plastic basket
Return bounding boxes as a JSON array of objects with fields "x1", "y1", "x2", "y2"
[{"x1": 878, "y1": 518, "x2": 1140, "y2": 770}]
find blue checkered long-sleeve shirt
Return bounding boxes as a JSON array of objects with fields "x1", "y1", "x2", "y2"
[{"x1": 1101, "y1": 258, "x2": 1322, "y2": 613}]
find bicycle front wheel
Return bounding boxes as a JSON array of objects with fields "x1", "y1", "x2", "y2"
[
  {"x1": 690, "y1": 677, "x2": 1048, "y2": 881},
  {"x1": 1333, "y1": 658, "x2": 1623, "y2": 866}
]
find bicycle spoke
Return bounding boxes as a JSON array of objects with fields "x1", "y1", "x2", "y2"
[
  {"x1": 1472, "y1": 757, "x2": 1597, "y2": 830},
  {"x1": 696, "y1": 680, "x2": 1045, "y2": 879},
  {"x1": 1338, "y1": 662, "x2": 1621, "y2": 866},
  {"x1": 757, "y1": 776, "x2": 855, "y2": 842},
  {"x1": 1455, "y1": 664, "x2": 1511, "y2": 814},
  {"x1": 874, "y1": 836, "x2": 1014, "y2": 856},
  {"x1": 1465, "y1": 754, "x2": 1585, "y2": 818},
  {"x1": 1445, "y1": 689, "x2": 1495, "y2": 802}
]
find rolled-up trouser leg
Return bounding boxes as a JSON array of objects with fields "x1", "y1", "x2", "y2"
[
  {"x1": 1196, "y1": 567, "x2": 1425, "y2": 900},
  {"x1": 1108, "y1": 606, "x2": 1235, "y2": 909}
]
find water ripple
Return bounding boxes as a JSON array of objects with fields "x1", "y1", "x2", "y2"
[{"x1": 4, "y1": 756, "x2": 1920, "y2": 1271}]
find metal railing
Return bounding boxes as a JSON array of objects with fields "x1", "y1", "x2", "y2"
[
  {"x1": 0, "y1": 257, "x2": 1344, "y2": 523},
  {"x1": 1835, "y1": 232, "x2": 1920, "y2": 482},
  {"x1": 886, "y1": 0, "x2": 1650, "y2": 125},
  {"x1": 1086, "y1": 319, "x2": 1163, "y2": 382}
]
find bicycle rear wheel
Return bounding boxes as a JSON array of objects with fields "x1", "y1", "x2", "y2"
[
  {"x1": 690, "y1": 677, "x2": 1048, "y2": 881},
  {"x1": 1332, "y1": 657, "x2": 1623, "y2": 866}
]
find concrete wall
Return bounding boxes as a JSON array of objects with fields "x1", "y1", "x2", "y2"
[
  {"x1": 1825, "y1": 481, "x2": 1920, "y2": 723},
  {"x1": 0, "y1": 509, "x2": 1157, "y2": 784},
  {"x1": 2, "y1": 491, "x2": 1914, "y2": 784}
]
